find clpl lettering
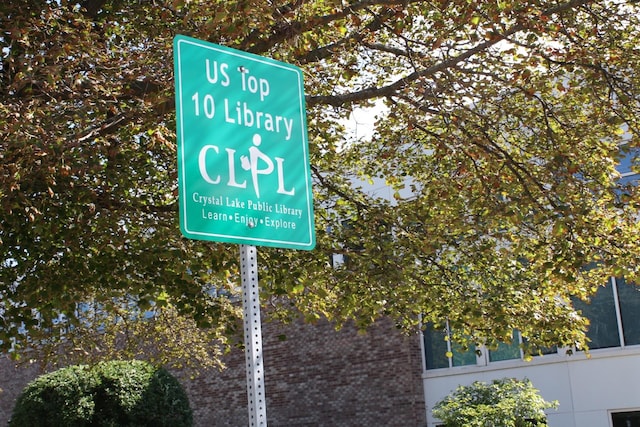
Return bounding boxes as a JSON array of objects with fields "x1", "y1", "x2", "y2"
[{"x1": 198, "y1": 133, "x2": 295, "y2": 199}]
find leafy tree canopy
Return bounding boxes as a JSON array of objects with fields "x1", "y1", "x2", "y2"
[{"x1": 1, "y1": 0, "x2": 639, "y2": 362}]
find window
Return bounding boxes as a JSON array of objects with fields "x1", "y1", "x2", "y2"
[
  {"x1": 615, "y1": 277, "x2": 640, "y2": 346},
  {"x1": 425, "y1": 277, "x2": 640, "y2": 370},
  {"x1": 573, "y1": 280, "x2": 621, "y2": 349},
  {"x1": 489, "y1": 330, "x2": 522, "y2": 362},
  {"x1": 571, "y1": 277, "x2": 640, "y2": 350},
  {"x1": 451, "y1": 340, "x2": 477, "y2": 367},
  {"x1": 423, "y1": 322, "x2": 477, "y2": 370},
  {"x1": 612, "y1": 410, "x2": 640, "y2": 427},
  {"x1": 424, "y1": 323, "x2": 449, "y2": 370},
  {"x1": 487, "y1": 330, "x2": 557, "y2": 362},
  {"x1": 522, "y1": 337, "x2": 558, "y2": 356},
  {"x1": 424, "y1": 325, "x2": 559, "y2": 370}
]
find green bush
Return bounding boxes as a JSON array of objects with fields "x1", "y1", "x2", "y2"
[
  {"x1": 9, "y1": 360, "x2": 192, "y2": 427},
  {"x1": 432, "y1": 378, "x2": 558, "y2": 427}
]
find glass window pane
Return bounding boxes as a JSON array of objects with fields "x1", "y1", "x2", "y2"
[
  {"x1": 573, "y1": 282, "x2": 621, "y2": 349},
  {"x1": 536, "y1": 345, "x2": 557, "y2": 355},
  {"x1": 612, "y1": 411, "x2": 640, "y2": 427},
  {"x1": 424, "y1": 323, "x2": 449, "y2": 370},
  {"x1": 616, "y1": 277, "x2": 640, "y2": 346},
  {"x1": 522, "y1": 337, "x2": 557, "y2": 356},
  {"x1": 451, "y1": 340, "x2": 477, "y2": 367},
  {"x1": 489, "y1": 330, "x2": 521, "y2": 362}
]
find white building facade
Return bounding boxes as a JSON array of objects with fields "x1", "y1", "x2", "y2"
[{"x1": 422, "y1": 279, "x2": 640, "y2": 427}]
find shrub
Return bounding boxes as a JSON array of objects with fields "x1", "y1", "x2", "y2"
[
  {"x1": 432, "y1": 377, "x2": 558, "y2": 427},
  {"x1": 10, "y1": 360, "x2": 192, "y2": 427}
]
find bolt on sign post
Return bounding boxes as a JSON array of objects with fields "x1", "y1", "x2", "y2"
[{"x1": 173, "y1": 35, "x2": 316, "y2": 426}]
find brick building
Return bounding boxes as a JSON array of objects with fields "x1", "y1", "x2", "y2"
[{"x1": 0, "y1": 317, "x2": 427, "y2": 426}]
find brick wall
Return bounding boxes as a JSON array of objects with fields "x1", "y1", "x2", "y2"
[
  {"x1": 0, "y1": 317, "x2": 427, "y2": 426},
  {"x1": 186, "y1": 317, "x2": 427, "y2": 426},
  {"x1": 0, "y1": 357, "x2": 41, "y2": 425}
]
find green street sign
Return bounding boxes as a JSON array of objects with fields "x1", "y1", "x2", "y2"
[{"x1": 173, "y1": 35, "x2": 315, "y2": 250}]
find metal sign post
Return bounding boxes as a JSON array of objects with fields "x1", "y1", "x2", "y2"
[{"x1": 240, "y1": 244, "x2": 266, "y2": 426}]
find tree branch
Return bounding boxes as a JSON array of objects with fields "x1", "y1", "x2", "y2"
[
  {"x1": 296, "y1": 7, "x2": 396, "y2": 64},
  {"x1": 241, "y1": 0, "x2": 417, "y2": 54},
  {"x1": 306, "y1": 0, "x2": 592, "y2": 108},
  {"x1": 307, "y1": 24, "x2": 523, "y2": 107},
  {"x1": 310, "y1": 164, "x2": 369, "y2": 211}
]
